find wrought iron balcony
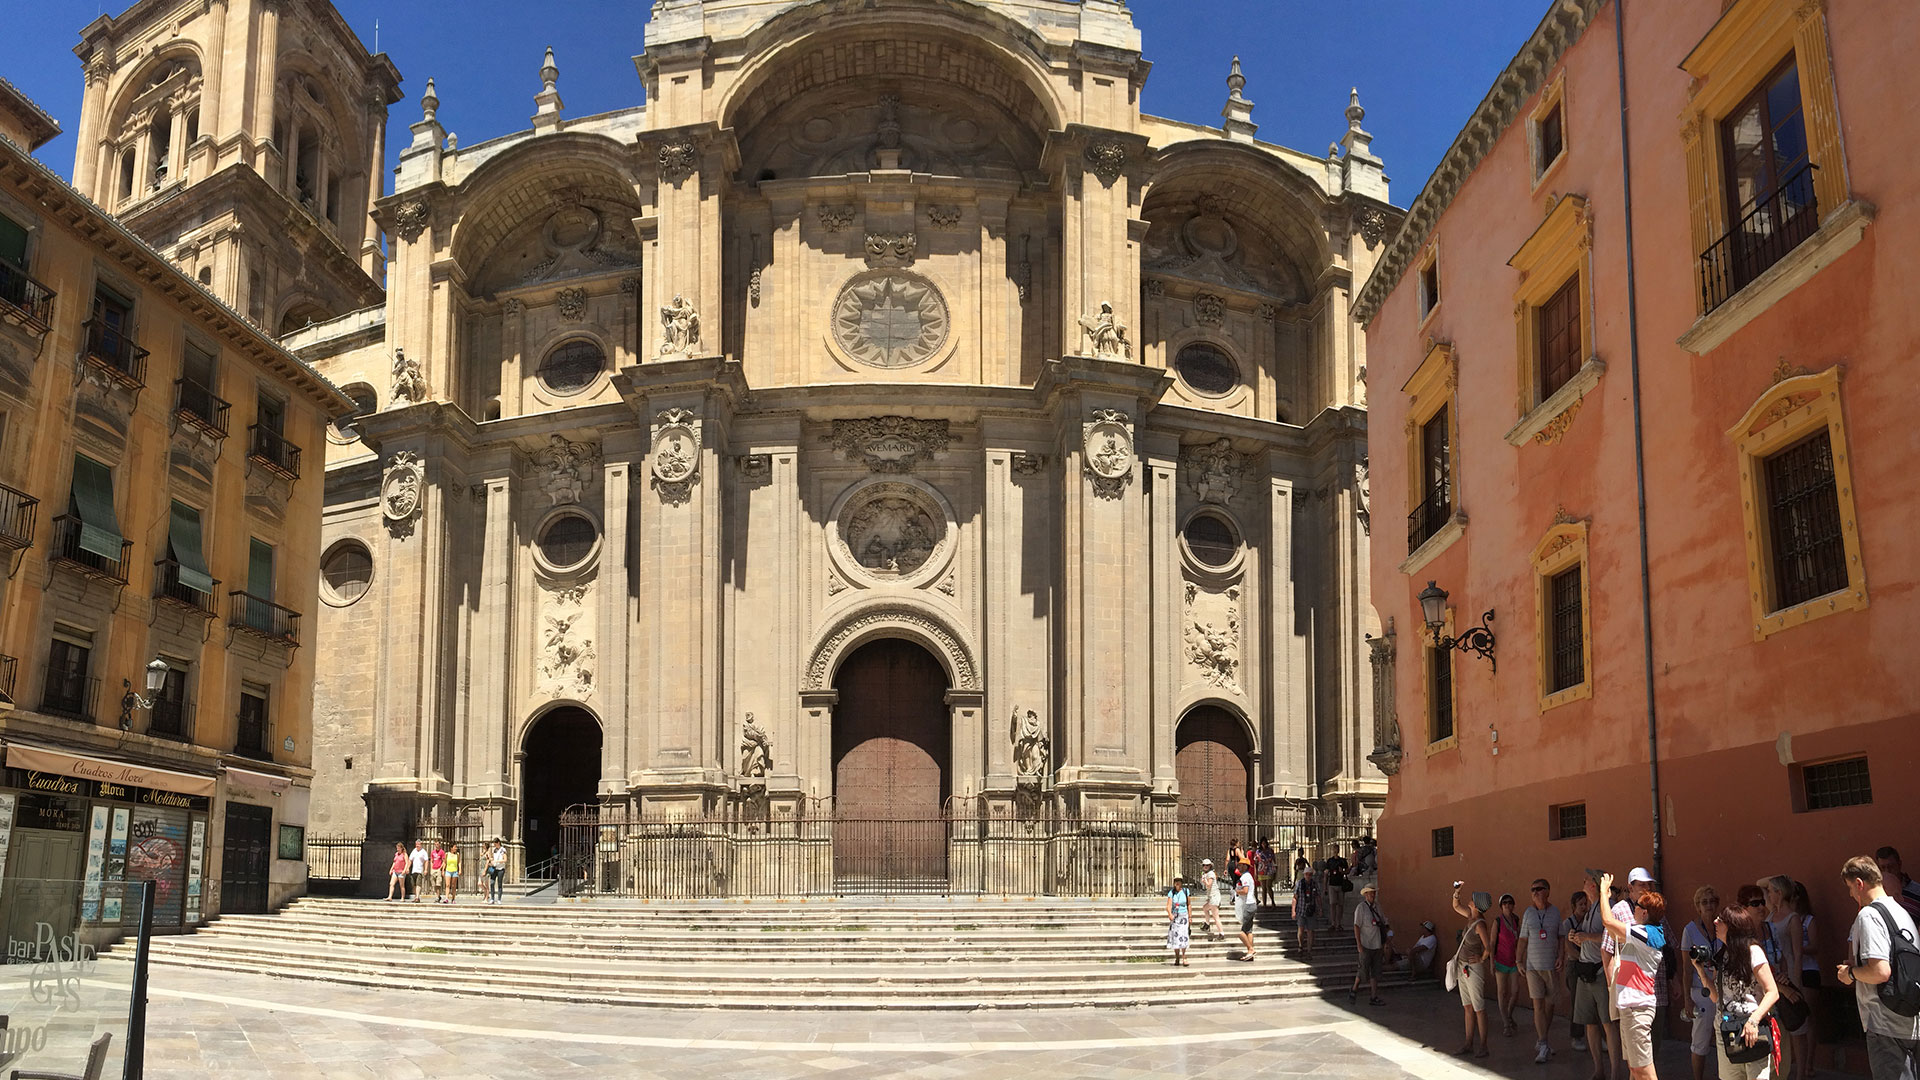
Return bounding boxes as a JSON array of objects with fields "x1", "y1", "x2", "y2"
[
  {"x1": 40, "y1": 673, "x2": 99, "y2": 721},
  {"x1": 0, "y1": 261, "x2": 54, "y2": 333},
  {"x1": 0, "y1": 654, "x2": 17, "y2": 704},
  {"x1": 153, "y1": 558, "x2": 218, "y2": 616},
  {"x1": 49, "y1": 514, "x2": 130, "y2": 584},
  {"x1": 234, "y1": 713, "x2": 272, "y2": 761},
  {"x1": 1407, "y1": 490, "x2": 1452, "y2": 555},
  {"x1": 174, "y1": 378, "x2": 231, "y2": 439},
  {"x1": 0, "y1": 482, "x2": 38, "y2": 551},
  {"x1": 229, "y1": 590, "x2": 300, "y2": 647},
  {"x1": 148, "y1": 696, "x2": 194, "y2": 742},
  {"x1": 247, "y1": 424, "x2": 301, "y2": 480},
  {"x1": 81, "y1": 318, "x2": 149, "y2": 388},
  {"x1": 1700, "y1": 163, "x2": 1820, "y2": 315}
]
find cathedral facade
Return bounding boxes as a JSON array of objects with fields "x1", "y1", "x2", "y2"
[{"x1": 260, "y1": 0, "x2": 1392, "y2": 877}]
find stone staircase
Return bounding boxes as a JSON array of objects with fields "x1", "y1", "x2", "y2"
[{"x1": 136, "y1": 895, "x2": 1417, "y2": 1010}]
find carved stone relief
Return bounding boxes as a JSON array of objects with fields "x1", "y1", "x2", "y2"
[
  {"x1": 1084, "y1": 139, "x2": 1127, "y2": 184},
  {"x1": 554, "y1": 287, "x2": 587, "y2": 321},
  {"x1": 1366, "y1": 623, "x2": 1401, "y2": 776},
  {"x1": 1355, "y1": 457, "x2": 1371, "y2": 536},
  {"x1": 863, "y1": 232, "x2": 917, "y2": 268},
  {"x1": 805, "y1": 606, "x2": 978, "y2": 691},
  {"x1": 539, "y1": 608, "x2": 595, "y2": 699},
  {"x1": 391, "y1": 348, "x2": 429, "y2": 404},
  {"x1": 1011, "y1": 453, "x2": 1046, "y2": 477},
  {"x1": 650, "y1": 408, "x2": 701, "y2": 505},
  {"x1": 737, "y1": 454, "x2": 772, "y2": 483},
  {"x1": 1183, "y1": 438, "x2": 1247, "y2": 505},
  {"x1": 829, "y1": 416, "x2": 951, "y2": 473},
  {"x1": 657, "y1": 294, "x2": 701, "y2": 358},
  {"x1": 926, "y1": 205, "x2": 962, "y2": 228},
  {"x1": 818, "y1": 205, "x2": 857, "y2": 233},
  {"x1": 531, "y1": 434, "x2": 599, "y2": 507},
  {"x1": 1011, "y1": 708, "x2": 1050, "y2": 778},
  {"x1": 837, "y1": 482, "x2": 945, "y2": 578},
  {"x1": 1358, "y1": 206, "x2": 1389, "y2": 249},
  {"x1": 391, "y1": 200, "x2": 429, "y2": 242},
  {"x1": 1194, "y1": 292, "x2": 1226, "y2": 325},
  {"x1": 1082, "y1": 409, "x2": 1134, "y2": 500},
  {"x1": 1076, "y1": 301, "x2": 1131, "y2": 360},
  {"x1": 1183, "y1": 582, "x2": 1242, "y2": 690},
  {"x1": 382, "y1": 451, "x2": 425, "y2": 537},
  {"x1": 657, "y1": 141, "x2": 698, "y2": 183},
  {"x1": 831, "y1": 271, "x2": 949, "y2": 368}
]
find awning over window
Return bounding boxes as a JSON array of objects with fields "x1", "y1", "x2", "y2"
[
  {"x1": 168, "y1": 501, "x2": 214, "y2": 594},
  {"x1": 70, "y1": 455, "x2": 124, "y2": 560}
]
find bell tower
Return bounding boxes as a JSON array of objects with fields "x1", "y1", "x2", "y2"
[{"x1": 71, "y1": 0, "x2": 402, "y2": 332}]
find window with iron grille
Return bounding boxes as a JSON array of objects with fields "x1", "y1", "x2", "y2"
[
  {"x1": 1552, "y1": 802, "x2": 1587, "y2": 840},
  {"x1": 1800, "y1": 757, "x2": 1871, "y2": 811},
  {"x1": 1432, "y1": 826, "x2": 1455, "y2": 858},
  {"x1": 1536, "y1": 273, "x2": 1583, "y2": 400},
  {"x1": 1763, "y1": 429, "x2": 1846, "y2": 610},
  {"x1": 1409, "y1": 406, "x2": 1452, "y2": 554},
  {"x1": 1548, "y1": 564, "x2": 1585, "y2": 692},
  {"x1": 1429, "y1": 645, "x2": 1454, "y2": 744}
]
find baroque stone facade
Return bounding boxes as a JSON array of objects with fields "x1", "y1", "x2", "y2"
[{"x1": 288, "y1": 0, "x2": 1394, "y2": 863}]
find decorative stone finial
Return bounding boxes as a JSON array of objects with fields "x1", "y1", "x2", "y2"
[
  {"x1": 540, "y1": 46, "x2": 558, "y2": 93},
  {"x1": 1226, "y1": 57, "x2": 1246, "y2": 100},
  {"x1": 532, "y1": 47, "x2": 566, "y2": 130},
  {"x1": 421, "y1": 78, "x2": 439, "y2": 123},
  {"x1": 1347, "y1": 87, "x2": 1366, "y2": 129},
  {"x1": 1221, "y1": 55, "x2": 1257, "y2": 142}
]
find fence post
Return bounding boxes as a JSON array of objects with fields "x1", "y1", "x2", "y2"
[{"x1": 123, "y1": 878, "x2": 156, "y2": 1080}]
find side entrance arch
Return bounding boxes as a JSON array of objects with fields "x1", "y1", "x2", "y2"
[
  {"x1": 831, "y1": 637, "x2": 950, "y2": 891},
  {"x1": 519, "y1": 706, "x2": 602, "y2": 871},
  {"x1": 1175, "y1": 705, "x2": 1255, "y2": 879}
]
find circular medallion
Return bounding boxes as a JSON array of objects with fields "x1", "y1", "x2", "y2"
[
  {"x1": 1085, "y1": 421, "x2": 1133, "y2": 480},
  {"x1": 652, "y1": 428, "x2": 698, "y2": 483},
  {"x1": 831, "y1": 270, "x2": 950, "y2": 369},
  {"x1": 834, "y1": 480, "x2": 950, "y2": 582}
]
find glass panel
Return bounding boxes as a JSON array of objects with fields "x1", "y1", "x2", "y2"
[
  {"x1": 1430, "y1": 648, "x2": 1453, "y2": 742},
  {"x1": 0, "y1": 873, "x2": 140, "y2": 1080},
  {"x1": 1422, "y1": 406, "x2": 1450, "y2": 510},
  {"x1": 1182, "y1": 514, "x2": 1239, "y2": 567},
  {"x1": 1174, "y1": 344, "x2": 1239, "y2": 396},
  {"x1": 538, "y1": 516, "x2": 597, "y2": 568},
  {"x1": 322, "y1": 544, "x2": 371, "y2": 602},
  {"x1": 0, "y1": 213, "x2": 27, "y2": 269},
  {"x1": 539, "y1": 340, "x2": 605, "y2": 394},
  {"x1": 257, "y1": 395, "x2": 284, "y2": 435}
]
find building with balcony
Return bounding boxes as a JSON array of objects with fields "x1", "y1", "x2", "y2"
[
  {"x1": 0, "y1": 105, "x2": 354, "y2": 928},
  {"x1": 1357, "y1": 0, "x2": 1914, "y2": 952}
]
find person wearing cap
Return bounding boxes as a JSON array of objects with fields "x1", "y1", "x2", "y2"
[
  {"x1": 1195, "y1": 859, "x2": 1224, "y2": 941},
  {"x1": 1411, "y1": 919, "x2": 1439, "y2": 980},
  {"x1": 1492, "y1": 891, "x2": 1524, "y2": 1037},
  {"x1": 1350, "y1": 883, "x2": 1389, "y2": 1006},
  {"x1": 1451, "y1": 883, "x2": 1496, "y2": 1058},
  {"x1": 1595, "y1": 871, "x2": 1668, "y2": 1080},
  {"x1": 1518, "y1": 877, "x2": 1566, "y2": 1064}
]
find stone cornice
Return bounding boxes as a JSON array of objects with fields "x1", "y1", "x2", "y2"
[{"x1": 1351, "y1": 0, "x2": 1606, "y2": 327}]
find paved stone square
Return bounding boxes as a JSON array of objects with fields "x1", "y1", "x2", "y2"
[{"x1": 137, "y1": 966, "x2": 1849, "y2": 1079}]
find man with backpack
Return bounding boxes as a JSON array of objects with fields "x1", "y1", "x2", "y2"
[
  {"x1": 1293, "y1": 863, "x2": 1321, "y2": 961},
  {"x1": 1837, "y1": 855, "x2": 1920, "y2": 1080}
]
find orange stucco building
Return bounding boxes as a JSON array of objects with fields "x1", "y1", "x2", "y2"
[{"x1": 1357, "y1": 0, "x2": 1917, "y2": 951}]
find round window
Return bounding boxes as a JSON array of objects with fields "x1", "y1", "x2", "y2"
[
  {"x1": 1183, "y1": 513, "x2": 1240, "y2": 568},
  {"x1": 538, "y1": 514, "x2": 598, "y2": 570},
  {"x1": 539, "y1": 340, "x2": 605, "y2": 395},
  {"x1": 320, "y1": 541, "x2": 373, "y2": 604},
  {"x1": 1175, "y1": 343, "x2": 1240, "y2": 396}
]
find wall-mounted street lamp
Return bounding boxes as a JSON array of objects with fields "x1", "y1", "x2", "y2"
[
  {"x1": 118, "y1": 658, "x2": 170, "y2": 731},
  {"x1": 1417, "y1": 581, "x2": 1497, "y2": 672}
]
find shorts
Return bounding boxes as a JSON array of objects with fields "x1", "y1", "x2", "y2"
[
  {"x1": 1238, "y1": 907, "x2": 1255, "y2": 934},
  {"x1": 1357, "y1": 947, "x2": 1384, "y2": 981},
  {"x1": 1525, "y1": 969, "x2": 1556, "y2": 999},
  {"x1": 1572, "y1": 976, "x2": 1609, "y2": 1026},
  {"x1": 432, "y1": 869, "x2": 446, "y2": 887},
  {"x1": 447, "y1": 871, "x2": 459, "y2": 882},
  {"x1": 1458, "y1": 960, "x2": 1488, "y2": 1011},
  {"x1": 1689, "y1": 1006, "x2": 1716, "y2": 1057},
  {"x1": 1619, "y1": 1006, "x2": 1655, "y2": 1068},
  {"x1": 1494, "y1": 961, "x2": 1518, "y2": 975}
]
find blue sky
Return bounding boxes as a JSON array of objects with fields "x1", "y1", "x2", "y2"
[{"x1": 11, "y1": 0, "x2": 1553, "y2": 207}]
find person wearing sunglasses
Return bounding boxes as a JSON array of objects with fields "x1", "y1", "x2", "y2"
[
  {"x1": 1680, "y1": 886, "x2": 1726, "y2": 1080},
  {"x1": 1595, "y1": 871, "x2": 1668, "y2": 1080},
  {"x1": 1518, "y1": 879, "x2": 1567, "y2": 1063}
]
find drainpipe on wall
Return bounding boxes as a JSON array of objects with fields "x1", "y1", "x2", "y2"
[{"x1": 1613, "y1": 0, "x2": 1665, "y2": 886}]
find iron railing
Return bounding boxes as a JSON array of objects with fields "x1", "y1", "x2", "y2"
[
  {"x1": 0, "y1": 654, "x2": 16, "y2": 703},
  {"x1": 247, "y1": 424, "x2": 301, "y2": 479},
  {"x1": 40, "y1": 673, "x2": 100, "y2": 721},
  {"x1": 552, "y1": 802, "x2": 1377, "y2": 900},
  {"x1": 305, "y1": 835, "x2": 374, "y2": 883},
  {"x1": 229, "y1": 590, "x2": 300, "y2": 646},
  {"x1": 153, "y1": 557, "x2": 217, "y2": 615},
  {"x1": 0, "y1": 482, "x2": 38, "y2": 550},
  {"x1": 1700, "y1": 162, "x2": 1820, "y2": 314},
  {"x1": 49, "y1": 514, "x2": 131, "y2": 583},
  {"x1": 173, "y1": 378, "x2": 230, "y2": 439},
  {"x1": 81, "y1": 318, "x2": 149, "y2": 388},
  {"x1": 1407, "y1": 489, "x2": 1451, "y2": 555},
  {"x1": 0, "y1": 261, "x2": 54, "y2": 332},
  {"x1": 148, "y1": 696, "x2": 193, "y2": 741}
]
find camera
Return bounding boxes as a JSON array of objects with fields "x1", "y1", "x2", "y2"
[
  {"x1": 1453, "y1": 880, "x2": 1465, "y2": 889},
  {"x1": 1687, "y1": 945, "x2": 1715, "y2": 965}
]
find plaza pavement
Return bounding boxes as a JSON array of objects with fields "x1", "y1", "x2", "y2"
[{"x1": 142, "y1": 964, "x2": 1849, "y2": 1079}]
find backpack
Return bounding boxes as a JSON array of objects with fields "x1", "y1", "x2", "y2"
[{"x1": 1862, "y1": 901, "x2": 1920, "y2": 1019}]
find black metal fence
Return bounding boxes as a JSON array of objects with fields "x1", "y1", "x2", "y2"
[{"x1": 552, "y1": 801, "x2": 1374, "y2": 900}]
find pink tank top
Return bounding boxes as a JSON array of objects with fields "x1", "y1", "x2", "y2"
[{"x1": 1494, "y1": 915, "x2": 1520, "y2": 966}]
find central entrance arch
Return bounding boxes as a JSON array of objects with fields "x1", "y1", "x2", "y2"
[
  {"x1": 831, "y1": 637, "x2": 950, "y2": 890},
  {"x1": 1175, "y1": 705, "x2": 1255, "y2": 879},
  {"x1": 520, "y1": 706, "x2": 602, "y2": 871}
]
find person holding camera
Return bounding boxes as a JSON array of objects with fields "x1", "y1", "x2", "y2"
[
  {"x1": 1450, "y1": 882, "x2": 1495, "y2": 1058},
  {"x1": 1679, "y1": 886, "x2": 1726, "y2": 1080},
  {"x1": 1688, "y1": 902, "x2": 1781, "y2": 1079},
  {"x1": 1595, "y1": 871, "x2": 1668, "y2": 1080}
]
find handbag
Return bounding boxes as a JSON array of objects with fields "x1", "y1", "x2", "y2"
[
  {"x1": 1760, "y1": 921, "x2": 1812, "y2": 1030},
  {"x1": 1719, "y1": 1012, "x2": 1774, "y2": 1065},
  {"x1": 1573, "y1": 959, "x2": 1603, "y2": 983}
]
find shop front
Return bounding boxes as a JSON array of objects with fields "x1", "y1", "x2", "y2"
[
  {"x1": 0, "y1": 743, "x2": 214, "y2": 945},
  {"x1": 221, "y1": 766, "x2": 310, "y2": 913}
]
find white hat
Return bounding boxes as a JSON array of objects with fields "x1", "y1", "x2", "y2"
[
  {"x1": 1201, "y1": 858, "x2": 1213, "y2": 865},
  {"x1": 1628, "y1": 867, "x2": 1656, "y2": 884}
]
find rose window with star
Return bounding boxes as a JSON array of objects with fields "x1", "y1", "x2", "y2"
[{"x1": 831, "y1": 270, "x2": 950, "y2": 369}]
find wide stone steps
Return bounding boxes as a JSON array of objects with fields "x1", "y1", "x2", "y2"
[{"x1": 139, "y1": 896, "x2": 1408, "y2": 1010}]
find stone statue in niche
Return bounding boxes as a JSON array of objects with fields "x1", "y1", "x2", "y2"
[
  {"x1": 1355, "y1": 457, "x2": 1371, "y2": 536},
  {"x1": 391, "y1": 348, "x2": 429, "y2": 404},
  {"x1": 1012, "y1": 708, "x2": 1050, "y2": 778},
  {"x1": 657, "y1": 293, "x2": 700, "y2": 357},
  {"x1": 739, "y1": 713, "x2": 772, "y2": 778},
  {"x1": 1077, "y1": 301, "x2": 1132, "y2": 360},
  {"x1": 532, "y1": 434, "x2": 599, "y2": 507}
]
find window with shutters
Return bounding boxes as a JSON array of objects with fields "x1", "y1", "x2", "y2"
[
  {"x1": 1531, "y1": 521, "x2": 1593, "y2": 711},
  {"x1": 1400, "y1": 340, "x2": 1463, "y2": 574},
  {"x1": 1729, "y1": 366, "x2": 1864, "y2": 638},
  {"x1": 41, "y1": 627, "x2": 95, "y2": 720},
  {"x1": 1530, "y1": 71, "x2": 1568, "y2": 189},
  {"x1": 1506, "y1": 195, "x2": 1601, "y2": 446}
]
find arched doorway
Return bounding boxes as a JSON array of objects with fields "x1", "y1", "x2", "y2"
[
  {"x1": 520, "y1": 706, "x2": 602, "y2": 871},
  {"x1": 831, "y1": 638, "x2": 950, "y2": 890},
  {"x1": 1175, "y1": 705, "x2": 1255, "y2": 879}
]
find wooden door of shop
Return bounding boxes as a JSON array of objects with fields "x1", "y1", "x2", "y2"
[
  {"x1": 220, "y1": 803, "x2": 272, "y2": 915},
  {"x1": 2, "y1": 829, "x2": 84, "y2": 952},
  {"x1": 831, "y1": 639, "x2": 949, "y2": 891}
]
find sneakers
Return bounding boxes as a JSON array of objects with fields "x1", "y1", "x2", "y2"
[
  {"x1": 1533, "y1": 1042, "x2": 1550, "y2": 1065},
  {"x1": 1571, "y1": 1036, "x2": 1587, "y2": 1053}
]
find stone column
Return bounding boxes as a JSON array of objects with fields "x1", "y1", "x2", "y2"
[
  {"x1": 249, "y1": 0, "x2": 281, "y2": 162},
  {"x1": 1264, "y1": 461, "x2": 1310, "y2": 800},
  {"x1": 73, "y1": 52, "x2": 110, "y2": 196},
  {"x1": 643, "y1": 127, "x2": 729, "y2": 363},
  {"x1": 469, "y1": 474, "x2": 514, "y2": 798},
  {"x1": 282, "y1": 121, "x2": 300, "y2": 197},
  {"x1": 168, "y1": 108, "x2": 189, "y2": 184},
  {"x1": 1143, "y1": 432, "x2": 1179, "y2": 796},
  {"x1": 361, "y1": 98, "x2": 388, "y2": 275},
  {"x1": 597, "y1": 454, "x2": 633, "y2": 796},
  {"x1": 1053, "y1": 128, "x2": 1146, "y2": 362},
  {"x1": 199, "y1": 0, "x2": 228, "y2": 143}
]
